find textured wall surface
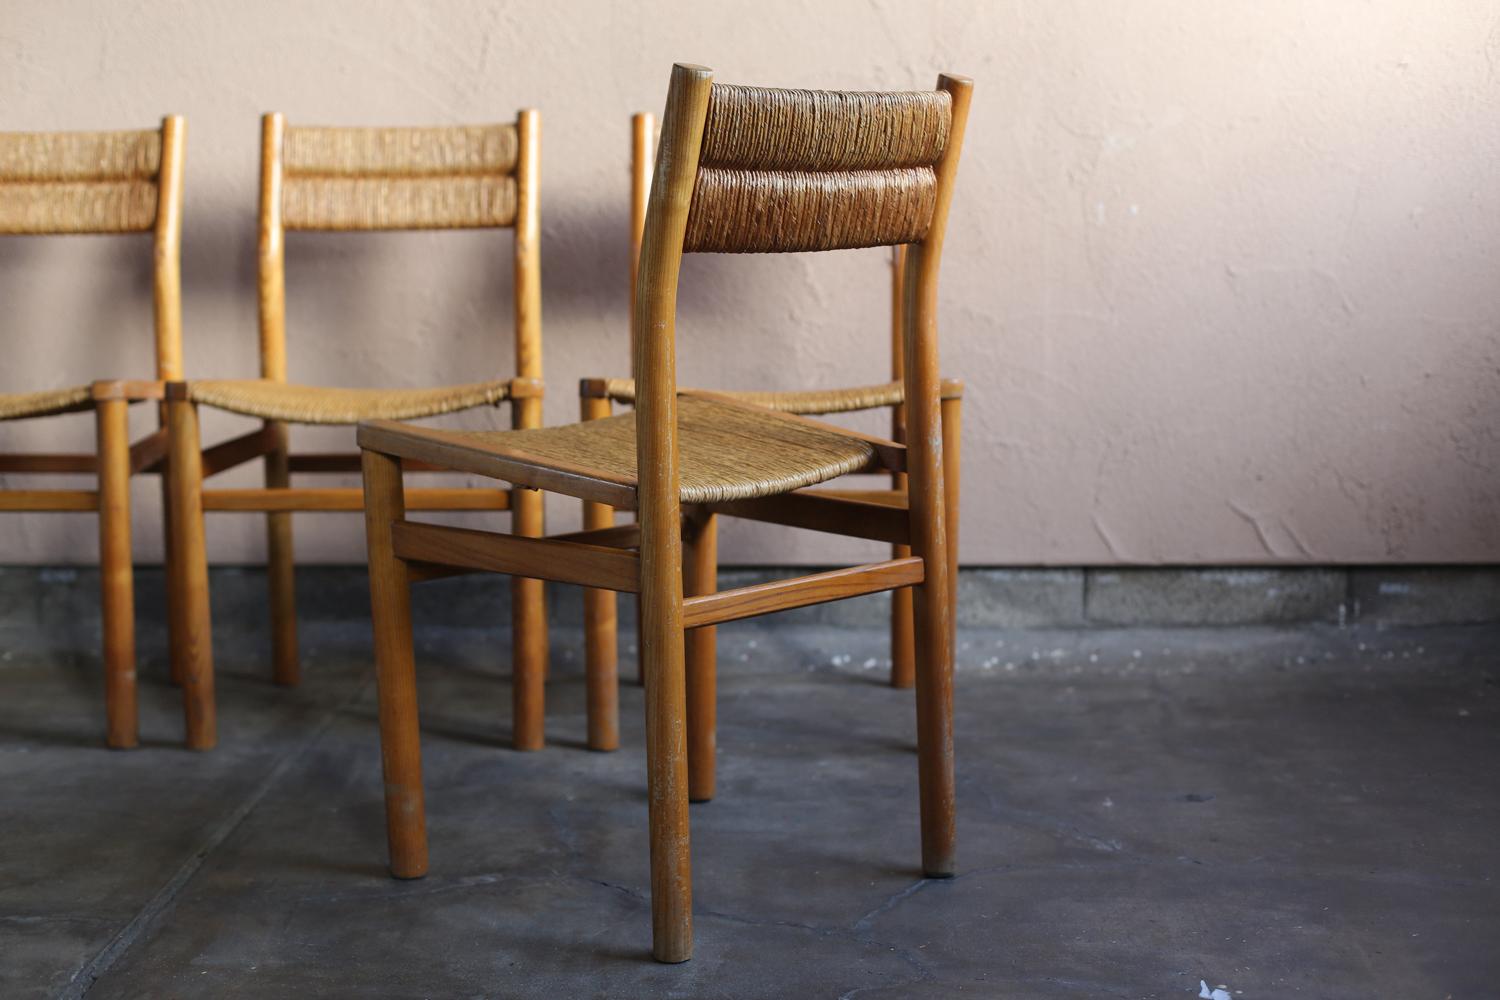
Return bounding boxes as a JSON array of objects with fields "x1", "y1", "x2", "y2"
[{"x1": 2, "y1": 0, "x2": 1498, "y2": 565}]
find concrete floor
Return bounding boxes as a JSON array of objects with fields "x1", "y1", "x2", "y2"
[{"x1": 2, "y1": 608, "x2": 1497, "y2": 998}]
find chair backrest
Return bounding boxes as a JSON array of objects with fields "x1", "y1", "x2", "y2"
[
  {"x1": 632, "y1": 64, "x2": 971, "y2": 528},
  {"x1": 628, "y1": 112, "x2": 920, "y2": 399},
  {"x1": 256, "y1": 112, "x2": 541, "y2": 386},
  {"x1": 0, "y1": 117, "x2": 186, "y2": 379}
]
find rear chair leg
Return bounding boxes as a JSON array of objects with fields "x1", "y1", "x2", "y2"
[
  {"x1": 361, "y1": 447, "x2": 428, "y2": 878},
  {"x1": 166, "y1": 391, "x2": 216, "y2": 749},
  {"x1": 683, "y1": 511, "x2": 717, "y2": 802},
  {"x1": 890, "y1": 472, "x2": 916, "y2": 689},
  {"x1": 581, "y1": 393, "x2": 619, "y2": 751},
  {"x1": 265, "y1": 421, "x2": 299, "y2": 686},
  {"x1": 96, "y1": 397, "x2": 137, "y2": 749},
  {"x1": 941, "y1": 396, "x2": 961, "y2": 651}
]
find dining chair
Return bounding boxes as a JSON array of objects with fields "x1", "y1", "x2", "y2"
[
  {"x1": 574, "y1": 112, "x2": 963, "y2": 772},
  {"x1": 0, "y1": 116, "x2": 185, "y2": 748},
  {"x1": 164, "y1": 111, "x2": 547, "y2": 750},
  {"x1": 357, "y1": 64, "x2": 971, "y2": 962}
]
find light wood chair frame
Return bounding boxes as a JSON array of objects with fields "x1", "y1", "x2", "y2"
[
  {"x1": 575, "y1": 112, "x2": 963, "y2": 770},
  {"x1": 164, "y1": 111, "x2": 547, "y2": 750},
  {"x1": 358, "y1": 64, "x2": 970, "y2": 962},
  {"x1": 0, "y1": 116, "x2": 186, "y2": 748}
]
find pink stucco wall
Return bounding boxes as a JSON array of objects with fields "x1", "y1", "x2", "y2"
[{"x1": 2, "y1": 1, "x2": 1497, "y2": 565}]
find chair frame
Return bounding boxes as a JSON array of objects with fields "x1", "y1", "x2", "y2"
[
  {"x1": 575, "y1": 113, "x2": 962, "y2": 777},
  {"x1": 359, "y1": 65, "x2": 970, "y2": 962},
  {"x1": 164, "y1": 111, "x2": 548, "y2": 750},
  {"x1": 0, "y1": 116, "x2": 186, "y2": 748}
]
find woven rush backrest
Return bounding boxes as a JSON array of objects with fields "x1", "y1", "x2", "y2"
[
  {"x1": 683, "y1": 85, "x2": 952, "y2": 253},
  {"x1": 279, "y1": 123, "x2": 521, "y2": 231},
  {"x1": 0, "y1": 129, "x2": 165, "y2": 234}
]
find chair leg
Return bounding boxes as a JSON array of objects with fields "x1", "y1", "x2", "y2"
[
  {"x1": 639, "y1": 511, "x2": 692, "y2": 963},
  {"x1": 361, "y1": 448, "x2": 427, "y2": 879},
  {"x1": 889, "y1": 473, "x2": 916, "y2": 688},
  {"x1": 159, "y1": 408, "x2": 184, "y2": 688},
  {"x1": 510, "y1": 485, "x2": 548, "y2": 751},
  {"x1": 96, "y1": 399, "x2": 137, "y2": 749},
  {"x1": 941, "y1": 396, "x2": 961, "y2": 650},
  {"x1": 683, "y1": 511, "x2": 717, "y2": 802},
  {"x1": 580, "y1": 394, "x2": 618, "y2": 751},
  {"x1": 582, "y1": 506, "x2": 619, "y2": 752},
  {"x1": 265, "y1": 421, "x2": 299, "y2": 687},
  {"x1": 166, "y1": 395, "x2": 216, "y2": 750}
]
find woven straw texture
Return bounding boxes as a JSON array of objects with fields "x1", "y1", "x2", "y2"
[
  {"x1": 0, "y1": 129, "x2": 162, "y2": 235},
  {"x1": 284, "y1": 124, "x2": 518, "y2": 177},
  {"x1": 453, "y1": 395, "x2": 875, "y2": 503},
  {"x1": 0, "y1": 385, "x2": 94, "y2": 422},
  {"x1": 685, "y1": 166, "x2": 936, "y2": 253},
  {"x1": 699, "y1": 87, "x2": 950, "y2": 172},
  {"x1": 188, "y1": 379, "x2": 513, "y2": 425},
  {"x1": 281, "y1": 124, "x2": 519, "y2": 231},
  {"x1": 597, "y1": 378, "x2": 962, "y2": 414},
  {"x1": 684, "y1": 85, "x2": 951, "y2": 254},
  {"x1": 282, "y1": 175, "x2": 517, "y2": 231}
]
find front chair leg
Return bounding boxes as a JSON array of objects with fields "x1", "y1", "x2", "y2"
[
  {"x1": 361, "y1": 448, "x2": 428, "y2": 879},
  {"x1": 95, "y1": 395, "x2": 137, "y2": 749},
  {"x1": 265, "y1": 421, "x2": 299, "y2": 686},
  {"x1": 165, "y1": 390, "x2": 216, "y2": 750},
  {"x1": 639, "y1": 512, "x2": 692, "y2": 963},
  {"x1": 683, "y1": 510, "x2": 717, "y2": 802}
]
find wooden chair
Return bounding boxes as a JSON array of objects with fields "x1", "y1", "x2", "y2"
[
  {"x1": 358, "y1": 64, "x2": 971, "y2": 963},
  {"x1": 0, "y1": 117, "x2": 185, "y2": 749},
  {"x1": 164, "y1": 112, "x2": 547, "y2": 750},
  {"x1": 574, "y1": 112, "x2": 963, "y2": 766}
]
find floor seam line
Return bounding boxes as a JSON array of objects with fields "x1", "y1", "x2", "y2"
[{"x1": 59, "y1": 678, "x2": 371, "y2": 1000}]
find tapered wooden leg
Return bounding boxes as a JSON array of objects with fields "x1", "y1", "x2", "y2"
[
  {"x1": 581, "y1": 394, "x2": 619, "y2": 751},
  {"x1": 159, "y1": 406, "x2": 184, "y2": 688},
  {"x1": 361, "y1": 447, "x2": 427, "y2": 879},
  {"x1": 265, "y1": 421, "x2": 299, "y2": 686},
  {"x1": 908, "y1": 450, "x2": 955, "y2": 875},
  {"x1": 889, "y1": 473, "x2": 916, "y2": 690},
  {"x1": 96, "y1": 399, "x2": 137, "y2": 749},
  {"x1": 941, "y1": 396, "x2": 961, "y2": 649},
  {"x1": 166, "y1": 393, "x2": 216, "y2": 750},
  {"x1": 640, "y1": 509, "x2": 691, "y2": 962},
  {"x1": 510, "y1": 483, "x2": 547, "y2": 751},
  {"x1": 683, "y1": 511, "x2": 717, "y2": 802}
]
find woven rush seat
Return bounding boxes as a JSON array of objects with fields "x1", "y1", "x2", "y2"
[
  {"x1": 364, "y1": 395, "x2": 877, "y2": 504},
  {"x1": 594, "y1": 376, "x2": 964, "y2": 415},
  {"x1": 187, "y1": 378, "x2": 514, "y2": 425},
  {"x1": 0, "y1": 385, "x2": 94, "y2": 422}
]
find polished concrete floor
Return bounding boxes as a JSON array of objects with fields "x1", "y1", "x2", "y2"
[{"x1": 2, "y1": 609, "x2": 1497, "y2": 998}]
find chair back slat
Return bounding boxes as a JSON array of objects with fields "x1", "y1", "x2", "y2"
[
  {"x1": 282, "y1": 174, "x2": 517, "y2": 231},
  {"x1": 0, "y1": 129, "x2": 164, "y2": 234},
  {"x1": 683, "y1": 85, "x2": 951, "y2": 254},
  {"x1": 279, "y1": 123, "x2": 520, "y2": 231}
]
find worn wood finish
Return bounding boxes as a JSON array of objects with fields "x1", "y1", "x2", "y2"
[
  {"x1": 166, "y1": 397, "x2": 216, "y2": 749},
  {"x1": 393, "y1": 521, "x2": 640, "y2": 593},
  {"x1": 0, "y1": 454, "x2": 96, "y2": 473},
  {"x1": 361, "y1": 448, "x2": 428, "y2": 879},
  {"x1": 581, "y1": 393, "x2": 620, "y2": 752},
  {"x1": 633, "y1": 63, "x2": 713, "y2": 964},
  {"x1": 0, "y1": 491, "x2": 99, "y2": 511},
  {"x1": 683, "y1": 511, "x2": 718, "y2": 802},
  {"x1": 707, "y1": 489, "x2": 910, "y2": 545},
  {"x1": 902, "y1": 74, "x2": 971, "y2": 878},
  {"x1": 682, "y1": 558, "x2": 923, "y2": 630},
  {"x1": 96, "y1": 398, "x2": 137, "y2": 748},
  {"x1": 200, "y1": 487, "x2": 509, "y2": 512},
  {"x1": 357, "y1": 420, "x2": 639, "y2": 509}
]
